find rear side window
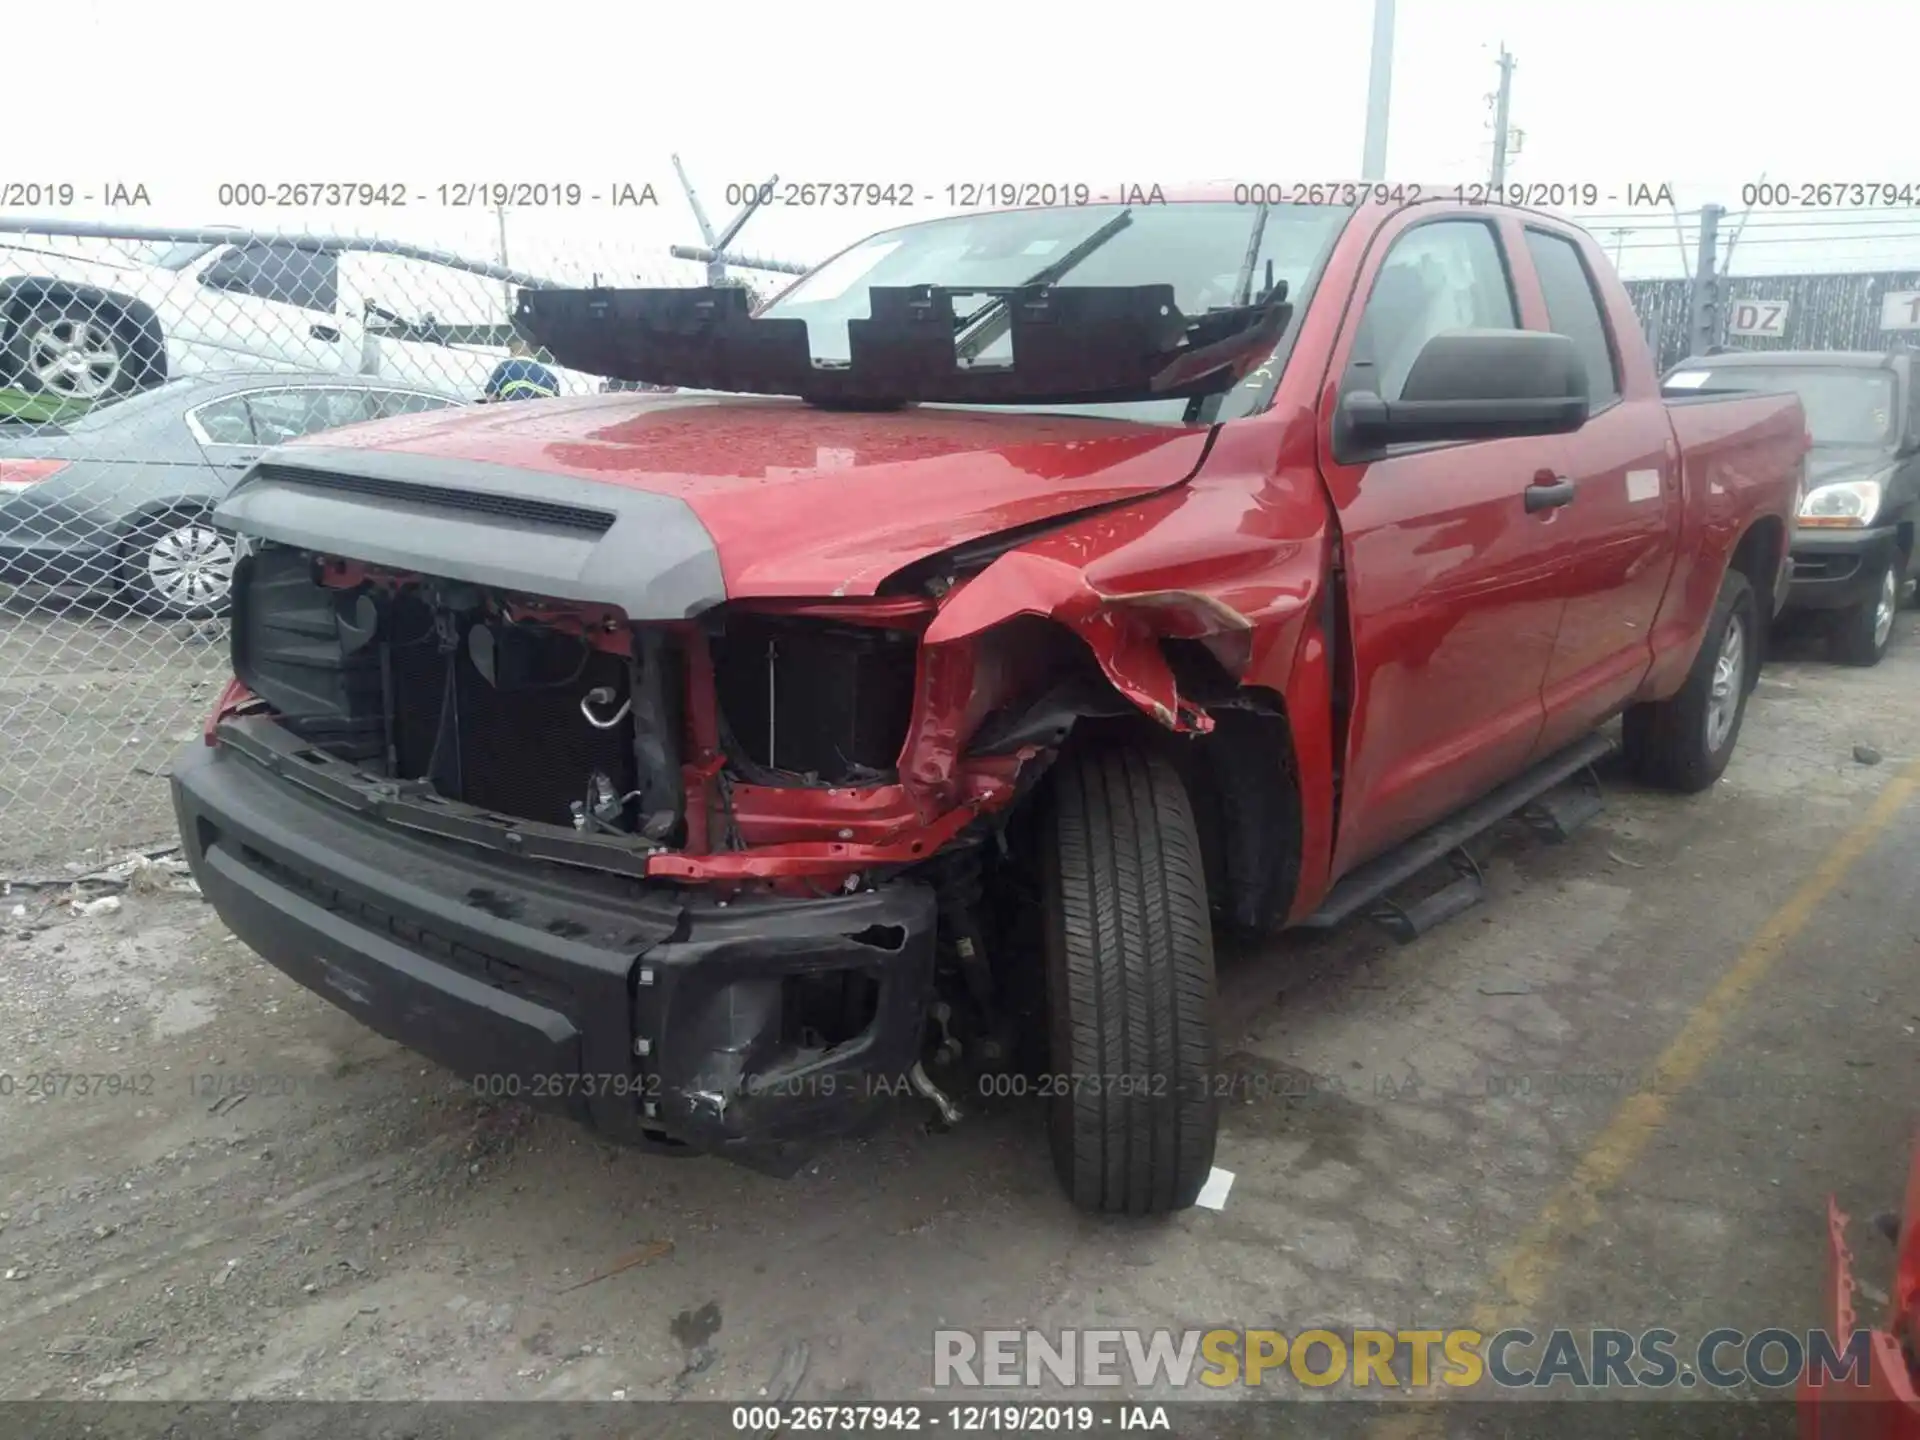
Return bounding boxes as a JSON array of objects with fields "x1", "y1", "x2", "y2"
[
  {"x1": 200, "y1": 243, "x2": 339, "y2": 314},
  {"x1": 1524, "y1": 230, "x2": 1619, "y2": 405}
]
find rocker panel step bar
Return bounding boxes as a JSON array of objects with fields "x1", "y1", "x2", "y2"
[{"x1": 1301, "y1": 731, "x2": 1617, "y2": 932}]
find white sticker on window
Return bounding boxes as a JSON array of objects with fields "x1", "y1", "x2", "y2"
[
  {"x1": 1665, "y1": 371, "x2": 1710, "y2": 389},
  {"x1": 1626, "y1": 469, "x2": 1662, "y2": 503},
  {"x1": 1020, "y1": 239, "x2": 1061, "y2": 256}
]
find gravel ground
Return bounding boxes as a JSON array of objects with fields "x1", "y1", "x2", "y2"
[
  {"x1": 0, "y1": 610, "x2": 1914, "y2": 1425},
  {"x1": 0, "y1": 599, "x2": 226, "y2": 873}
]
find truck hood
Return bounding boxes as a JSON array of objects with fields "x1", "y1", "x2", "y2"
[
  {"x1": 219, "y1": 391, "x2": 1214, "y2": 614},
  {"x1": 1806, "y1": 449, "x2": 1896, "y2": 487}
]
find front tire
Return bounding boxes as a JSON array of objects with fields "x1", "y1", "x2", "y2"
[
  {"x1": 1829, "y1": 557, "x2": 1898, "y2": 667},
  {"x1": 1623, "y1": 569, "x2": 1757, "y2": 793},
  {"x1": 1041, "y1": 744, "x2": 1218, "y2": 1215},
  {"x1": 121, "y1": 509, "x2": 236, "y2": 620}
]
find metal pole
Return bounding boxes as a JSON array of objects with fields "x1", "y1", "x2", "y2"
[
  {"x1": 494, "y1": 205, "x2": 513, "y2": 315},
  {"x1": 1686, "y1": 204, "x2": 1725, "y2": 357},
  {"x1": 1489, "y1": 47, "x2": 1516, "y2": 189},
  {"x1": 669, "y1": 244, "x2": 809, "y2": 277},
  {"x1": 1360, "y1": 0, "x2": 1395, "y2": 180}
]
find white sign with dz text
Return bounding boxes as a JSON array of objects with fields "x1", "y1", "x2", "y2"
[{"x1": 1726, "y1": 299, "x2": 1790, "y2": 338}]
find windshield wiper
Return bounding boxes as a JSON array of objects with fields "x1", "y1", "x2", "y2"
[
  {"x1": 952, "y1": 208, "x2": 1135, "y2": 363},
  {"x1": 1233, "y1": 204, "x2": 1270, "y2": 307}
]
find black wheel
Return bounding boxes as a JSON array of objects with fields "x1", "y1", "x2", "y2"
[
  {"x1": 1040, "y1": 743, "x2": 1218, "y2": 1215},
  {"x1": 120, "y1": 508, "x2": 237, "y2": 619},
  {"x1": 1623, "y1": 569, "x2": 1757, "y2": 793},
  {"x1": 5, "y1": 296, "x2": 151, "y2": 403},
  {"x1": 1828, "y1": 556, "x2": 1898, "y2": 667}
]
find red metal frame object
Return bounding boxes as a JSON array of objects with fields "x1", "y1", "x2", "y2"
[{"x1": 1801, "y1": 1132, "x2": 1920, "y2": 1438}]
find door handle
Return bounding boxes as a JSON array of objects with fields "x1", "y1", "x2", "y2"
[
  {"x1": 310, "y1": 324, "x2": 342, "y2": 341},
  {"x1": 1525, "y1": 476, "x2": 1577, "y2": 513}
]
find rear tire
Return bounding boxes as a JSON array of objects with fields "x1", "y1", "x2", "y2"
[
  {"x1": 1828, "y1": 557, "x2": 1897, "y2": 667},
  {"x1": 1040, "y1": 744, "x2": 1218, "y2": 1215},
  {"x1": 6, "y1": 296, "x2": 151, "y2": 403},
  {"x1": 1623, "y1": 569, "x2": 1757, "y2": 793}
]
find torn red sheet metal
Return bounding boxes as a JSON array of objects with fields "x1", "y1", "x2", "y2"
[{"x1": 922, "y1": 548, "x2": 1244, "y2": 735}]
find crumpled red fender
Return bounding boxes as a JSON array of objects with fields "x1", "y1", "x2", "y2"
[{"x1": 922, "y1": 548, "x2": 1246, "y2": 735}]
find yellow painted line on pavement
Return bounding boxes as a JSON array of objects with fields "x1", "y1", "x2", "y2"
[{"x1": 1368, "y1": 757, "x2": 1920, "y2": 1439}]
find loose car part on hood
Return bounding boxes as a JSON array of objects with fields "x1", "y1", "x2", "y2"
[{"x1": 513, "y1": 283, "x2": 1293, "y2": 407}]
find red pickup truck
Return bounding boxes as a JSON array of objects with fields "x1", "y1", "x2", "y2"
[{"x1": 173, "y1": 189, "x2": 1807, "y2": 1215}]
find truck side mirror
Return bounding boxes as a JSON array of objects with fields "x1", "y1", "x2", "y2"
[{"x1": 1339, "y1": 329, "x2": 1590, "y2": 452}]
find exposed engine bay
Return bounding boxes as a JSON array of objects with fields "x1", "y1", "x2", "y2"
[
  {"x1": 220, "y1": 542, "x2": 1075, "y2": 1090},
  {"x1": 206, "y1": 535, "x2": 1300, "y2": 1152},
  {"x1": 229, "y1": 543, "x2": 1023, "y2": 867}
]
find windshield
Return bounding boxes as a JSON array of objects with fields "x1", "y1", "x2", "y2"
[
  {"x1": 1680, "y1": 364, "x2": 1897, "y2": 447},
  {"x1": 759, "y1": 202, "x2": 1352, "y2": 425}
]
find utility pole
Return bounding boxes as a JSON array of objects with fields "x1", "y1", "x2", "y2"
[
  {"x1": 1609, "y1": 228, "x2": 1629, "y2": 267},
  {"x1": 1686, "y1": 204, "x2": 1725, "y2": 357},
  {"x1": 1361, "y1": 0, "x2": 1395, "y2": 180},
  {"x1": 1489, "y1": 46, "x2": 1516, "y2": 188}
]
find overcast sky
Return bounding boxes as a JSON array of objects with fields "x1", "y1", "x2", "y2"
[{"x1": 10, "y1": 0, "x2": 1919, "y2": 281}]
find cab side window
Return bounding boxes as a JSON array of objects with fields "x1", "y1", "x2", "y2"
[
  {"x1": 1524, "y1": 229, "x2": 1620, "y2": 406},
  {"x1": 1346, "y1": 220, "x2": 1519, "y2": 403}
]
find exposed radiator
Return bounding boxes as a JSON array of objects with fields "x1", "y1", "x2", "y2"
[{"x1": 385, "y1": 602, "x2": 635, "y2": 828}]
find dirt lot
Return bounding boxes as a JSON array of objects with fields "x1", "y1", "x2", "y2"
[
  {"x1": 0, "y1": 598, "x2": 226, "y2": 873},
  {"x1": 0, "y1": 612, "x2": 1915, "y2": 1427}
]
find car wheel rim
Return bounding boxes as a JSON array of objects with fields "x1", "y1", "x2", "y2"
[
  {"x1": 1873, "y1": 566, "x2": 1897, "y2": 650},
  {"x1": 1705, "y1": 614, "x2": 1746, "y2": 754},
  {"x1": 146, "y1": 522, "x2": 235, "y2": 611},
  {"x1": 27, "y1": 316, "x2": 123, "y2": 400}
]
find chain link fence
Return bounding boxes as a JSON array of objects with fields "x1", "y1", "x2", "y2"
[{"x1": 0, "y1": 221, "x2": 765, "y2": 872}]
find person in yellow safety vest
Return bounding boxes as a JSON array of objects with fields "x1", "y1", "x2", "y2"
[{"x1": 480, "y1": 333, "x2": 561, "y2": 403}]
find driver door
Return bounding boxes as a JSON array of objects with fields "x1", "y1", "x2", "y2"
[{"x1": 1316, "y1": 211, "x2": 1568, "y2": 878}]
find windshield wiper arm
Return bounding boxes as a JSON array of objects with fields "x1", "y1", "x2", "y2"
[
  {"x1": 952, "y1": 207, "x2": 1136, "y2": 363},
  {"x1": 1233, "y1": 204, "x2": 1269, "y2": 307}
]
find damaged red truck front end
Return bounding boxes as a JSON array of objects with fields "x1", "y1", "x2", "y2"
[{"x1": 178, "y1": 384, "x2": 1321, "y2": 1204}]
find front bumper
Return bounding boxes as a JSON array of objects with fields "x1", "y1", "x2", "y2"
[
  {"x1": 1786, "y1": 526, "x2": 1902, "y2": 613},
  {"x1": 171, "y1": 732, "x2": 939, "y2": 1176}
]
